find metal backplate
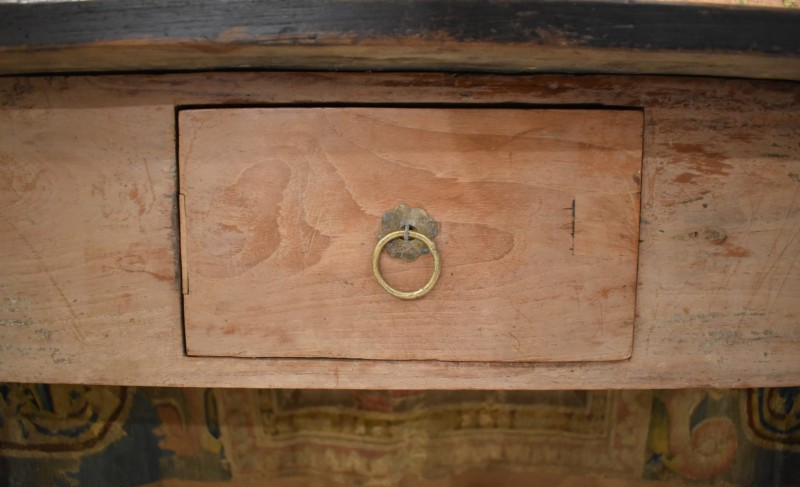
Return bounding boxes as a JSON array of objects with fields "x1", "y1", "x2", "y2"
[{"x1": 378, "y1": 204, "x2": 439, "y2": 262}]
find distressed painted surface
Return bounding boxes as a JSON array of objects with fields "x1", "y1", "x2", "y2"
[
  {"x1": 0, "y1": 1, "x2": 798, "y2": 78},
  {"x1": 0, "y1": 72, "x2": 798, "y2": 389}
]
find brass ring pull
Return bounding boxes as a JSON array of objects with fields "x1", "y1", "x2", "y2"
[{"x1": 372, "y1": 230, "x2": 441, "y2": 300}]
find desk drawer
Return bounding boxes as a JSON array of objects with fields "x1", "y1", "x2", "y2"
[{"x1": 178, "y1": 107, "x2": 642, "y2": 362}]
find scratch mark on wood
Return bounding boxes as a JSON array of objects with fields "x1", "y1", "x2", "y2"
[
  {"x1": 142, "y1": 157, "x2": 157, "y2": 215},
  {"x1": 571, "y1": 197, "x2": 576, "y2": 255},
  {"x1": 1, "y1": 214, "x2": 86, "y2": 342},
  {"x1": 509, "y1": 331, "x2": 522, "y2": 354}
]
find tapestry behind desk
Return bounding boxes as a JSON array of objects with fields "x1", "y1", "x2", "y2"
[{"x1": 1, "y1": 386, "x2": 798, "y2": 486}]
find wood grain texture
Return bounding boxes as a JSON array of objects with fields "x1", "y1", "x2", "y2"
[
  {"x1": 179, "y1": 108, "x2": 642, "y2": 361},
  {"x1": 0, "y1": 0, "x2": 799, "y2": 80},
  {"x1": 0, "y1": 72, "x2": 798, "y2": 388}
]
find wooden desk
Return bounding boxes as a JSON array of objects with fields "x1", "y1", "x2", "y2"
[{"x1": 1, "y1": 0, "x2": 798, "y2": 388}]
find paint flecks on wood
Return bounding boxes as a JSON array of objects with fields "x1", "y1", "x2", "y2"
[{"x1": 0, "y1": 72, "x2": 798, "y2": 389}]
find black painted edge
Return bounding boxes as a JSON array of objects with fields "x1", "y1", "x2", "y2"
[{"x1": 1, "y1": 0, "x2": 799, "y2": 55}]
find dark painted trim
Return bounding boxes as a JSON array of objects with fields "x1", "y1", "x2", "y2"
[{"x1": 2, "y1": 0, "x2": 799, "y2": 55}]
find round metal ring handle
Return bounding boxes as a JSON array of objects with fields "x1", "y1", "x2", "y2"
[{"x1": 372, "y1": 230, "x2": 441, "y2": 300}]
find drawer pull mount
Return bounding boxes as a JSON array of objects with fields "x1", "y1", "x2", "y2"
[{"x1": 373, "y1": 205, "x2": 441, "y2": 300}]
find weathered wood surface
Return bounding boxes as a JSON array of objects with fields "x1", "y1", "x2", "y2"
[
  {"x1": 1, "y1": 0, "x2": 799, "y2": 80},
  {"x1": 0, "y1": 72, "x2": 798, "y2": 388},
  {"x1": 180, "y1": 108, "x2": 642, "y2": 361}
]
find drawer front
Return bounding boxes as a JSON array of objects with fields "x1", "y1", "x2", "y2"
[{"x1": 179, "y1": 108, "x2": 642, "y2": 362}]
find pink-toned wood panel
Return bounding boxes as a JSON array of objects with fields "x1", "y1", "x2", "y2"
[
  {"x1": 179, "y1": 108, "x2": 642, "y2": 361},
  {"x1": 0, "y1": 72, "x2": 797, "y2": 388}
]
